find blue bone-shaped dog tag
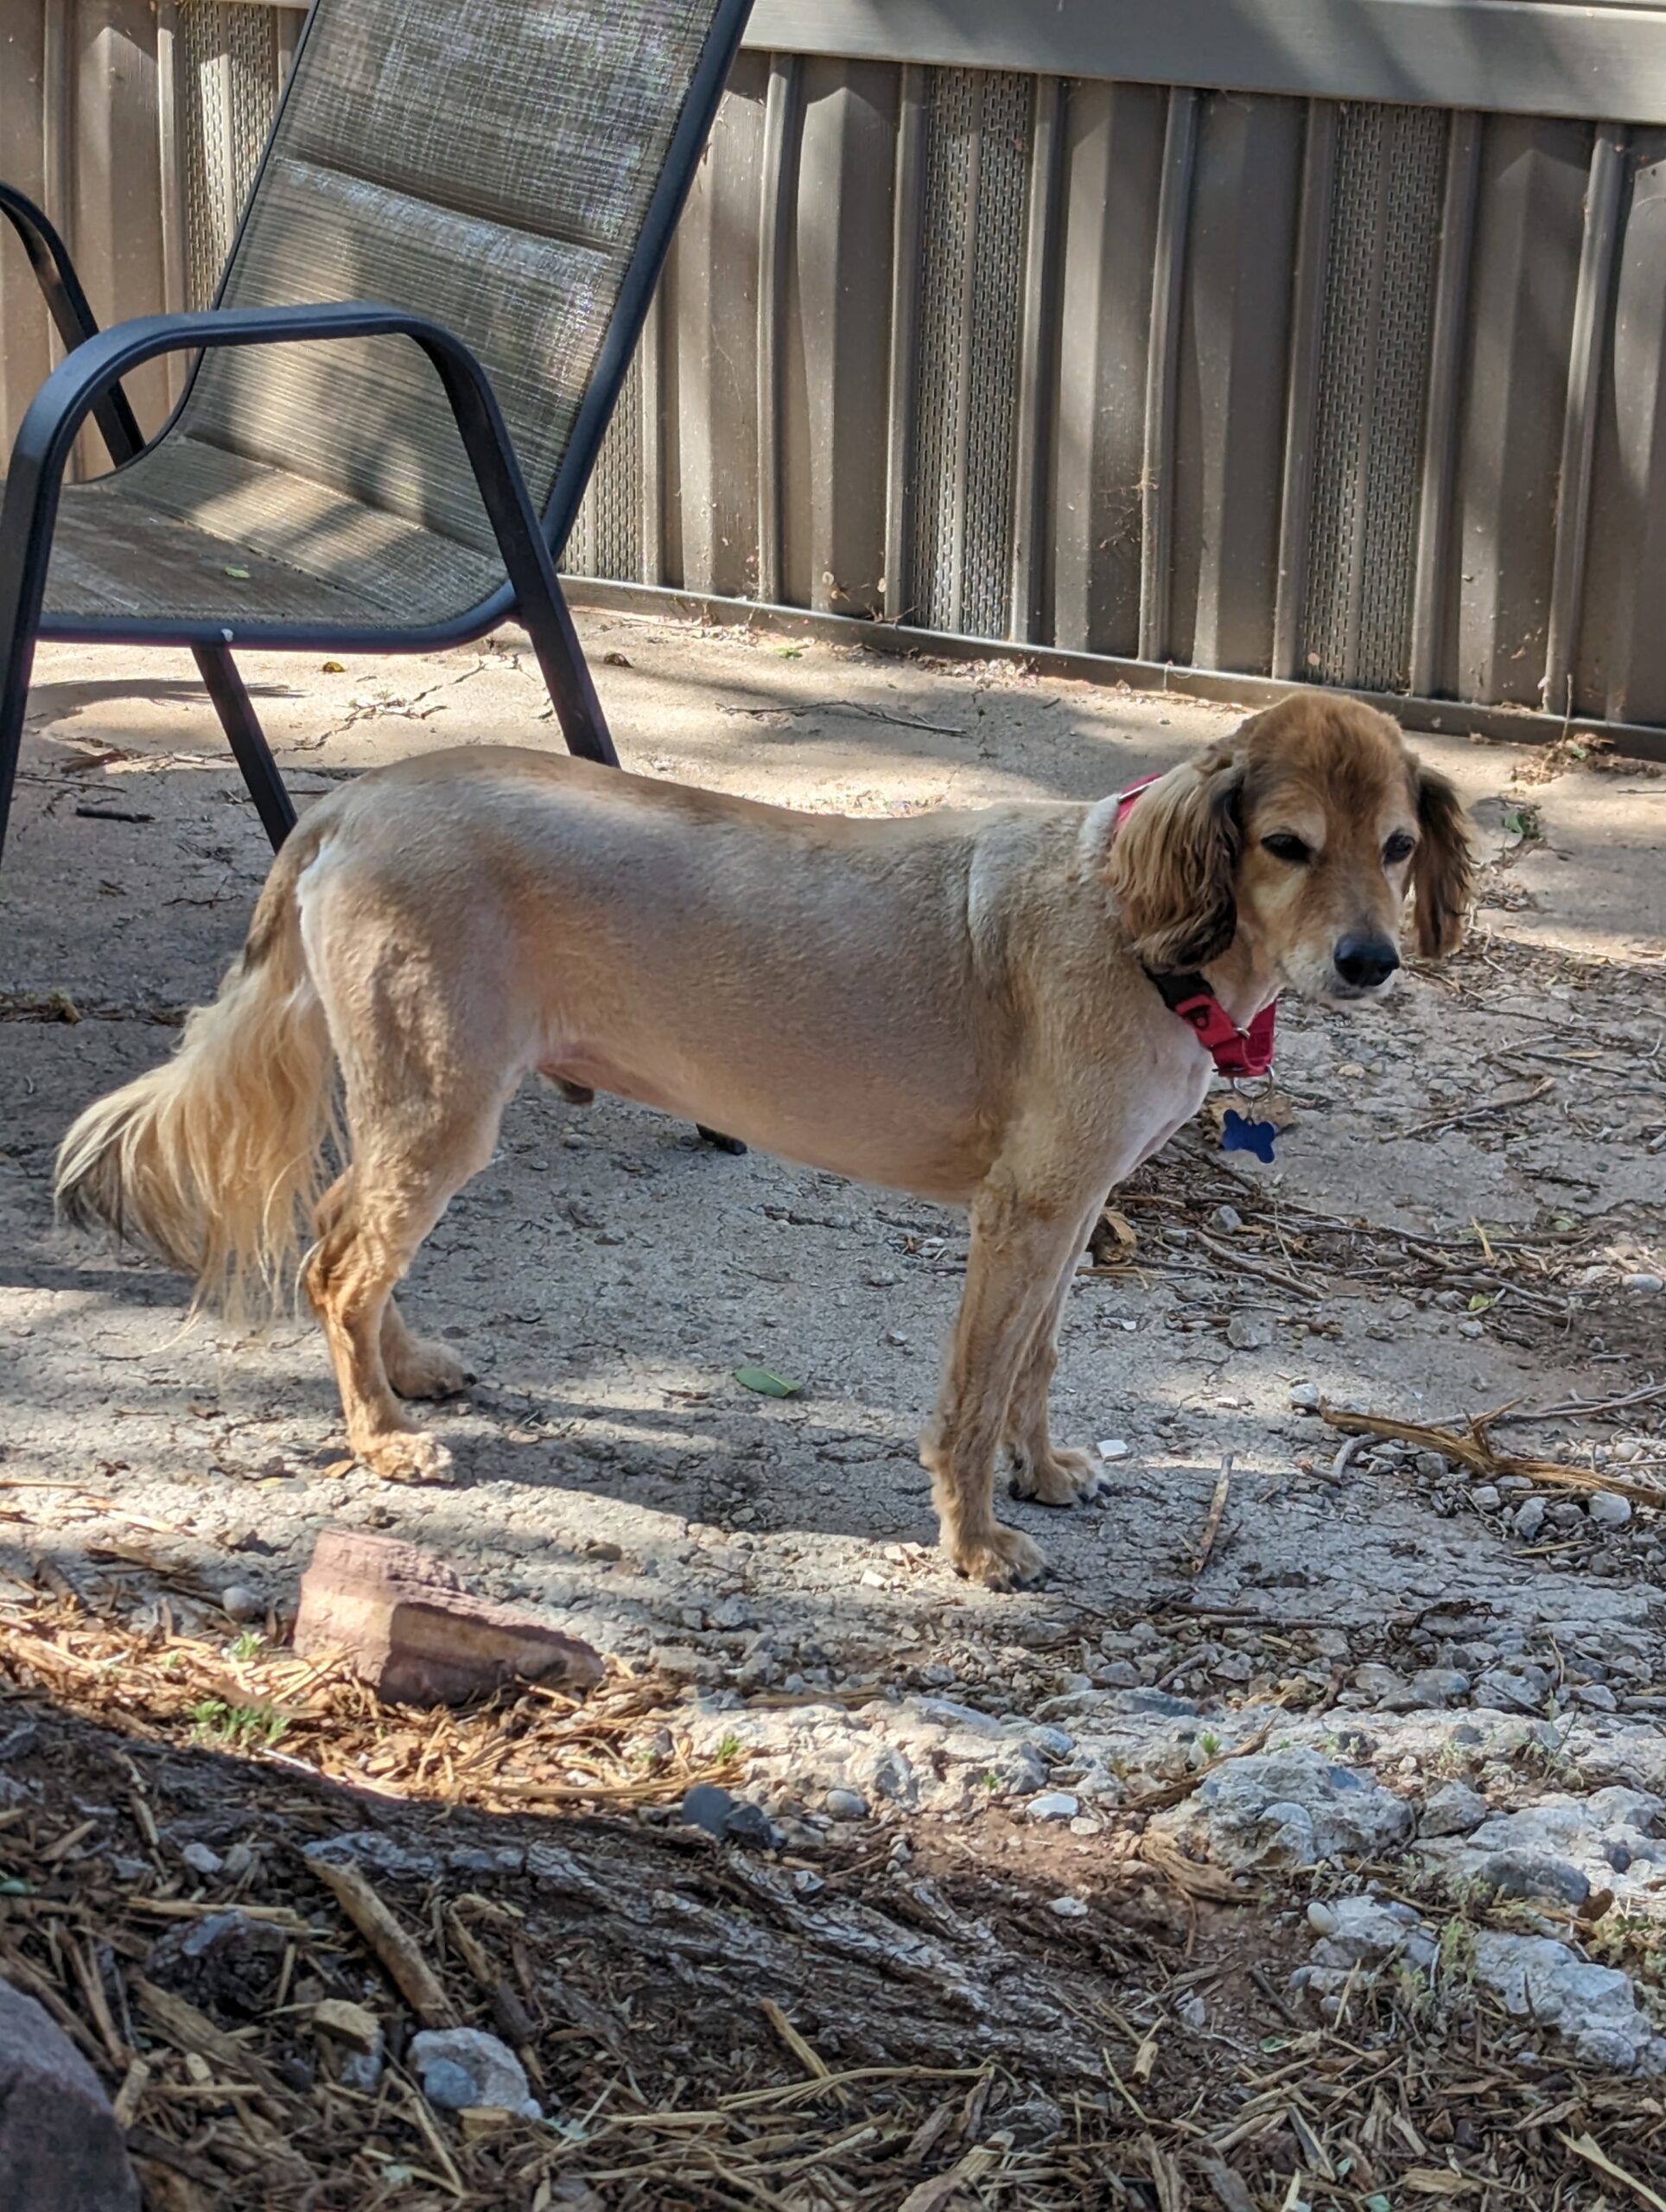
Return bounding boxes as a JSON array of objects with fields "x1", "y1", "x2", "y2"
[{"x1": 1222, "y1": 1109, "x2": 1276, "y2": 1163}]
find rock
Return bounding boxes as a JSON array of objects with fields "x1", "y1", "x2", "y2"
[
  {"x1": 1620, "y1": 1273, "x2": 1663, "y2": 1293},
  {"x1": 1574, "y1": 1683, "x2": 1618, "y2": 1713},
  {"x1": 1513, "y1": 1498, "x2": 1547, "y2": 1542},
  {"x1": 1470, "y1": 1929, "x2": 1658, "y2": 2070},
  {"x1": 824, "y1": 1788, "x2": 868, "y2": 1821},
  {"x1": 181, "y1": 1840, "x2": 223, "y2": 1877},
  {"x1": 219, "y1": 1582, "x2": 265, "y2": 1624},
  {"x1": 1415, "y1": 1452, "x2": 1450, "y2": 1479},
  {"x1": 303, "y1": 1832, "x2": 440, "y2": 1880},
  {"x1": 1288, "y1": 1382, "x2": 1322, "y2": 1412},
  {"x1": 1479, "y1": 1852, "x2": 1591, "y2": 1908},
  {"x1": 293, "y1": 1529, "x2": 603, "y2": 1706},
  {"x1": 410, "y1": 2027, "x2": 541, "y2": 2119},
  {"x1": 1049, "y1": 1896, "x2": 1089, "y2": 1918},
  {"x1": 145, "y1": 1910, "x2": 285, "y2": 2020},
  {"x1": 1352, "y1": 1663, "x2": 1404, "y2": 1702},
  {"x1": 1150, "y1": 1748, "x2": 1411, "y2": 1872},
  {"x1": 1470, "y1": 1484, "x2": 1501, "y2": 1511},
  {"x1": 1473, "y1": 1666, "x2": 1549, "y2": 1714},
  {"x1": 447, "y1": 1845, "x2": 525, "y2": 1878},
  {"x1": 1025, "y1": 1792, "x2": 1079, "y2": 1823},
  {"x1": 1225, "y1": 1313, "x2": 1271, "y2": 1351},
  {"x1": 1214, "y1": 1205, "x2": 1243, "y2": 1234},
  {"x1": 1097, "y1": 1439, "x2": 1131, "y2": 1460},
  {"x1": 1588, "y1": 1492, "x2": 1632, "y2": 1529},
  {"x1": 1420, "y1": 1782, "x2": 1489, "y2": 1838},
  {"x1": 1308, "y1": 1895, "x2": 1436, "y2": 1971},
  {"x1": 1409, "y1": 1668, "x2": 1470, "y2": 1707},
  {"x1": 0, "y1": 1976, "x2": 141, "y2": 2210}
]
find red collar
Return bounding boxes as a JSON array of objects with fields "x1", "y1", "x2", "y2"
[{"x1": 1113, "y1": 774, "x2": 1277, "y2": 1079}]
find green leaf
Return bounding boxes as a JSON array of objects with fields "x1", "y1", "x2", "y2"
[
  {"x1": 222, "y1": 564, "x2": 251, "y2": 580},
  {"x1": 1467, "y1": 1292, "x2": 1497, "y2": 1313},
  {"x1": 734, "y1": 1365, "x2": 801, "y2": 1398},
  {"x1": 1364, "y1": 2197, "x2": 1392, "y2": 2212},
  {"x1": 0, "y1": 1878, "x2": 33, "y2": 1896}
]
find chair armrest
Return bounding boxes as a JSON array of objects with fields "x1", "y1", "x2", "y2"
[
  {"x1": 0, "y1": 181, "x2": 145, "y2": 463},
  {"x1": 0, "y1": 301, "x2": 563, "y2": 685}
]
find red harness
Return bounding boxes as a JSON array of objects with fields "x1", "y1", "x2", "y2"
[{"x1": 1113, "y1": 774, "x2": 1277, "y2": 1080}]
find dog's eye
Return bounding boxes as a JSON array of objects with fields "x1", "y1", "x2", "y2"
[
  {"x1": 1261, "y1": 833, "x2": 1311, "y2": 865},
  {"x1": 1383, "y1": 831, "x2": 1416, "y2": 865}
]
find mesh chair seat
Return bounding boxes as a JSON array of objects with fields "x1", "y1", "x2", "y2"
[
  {"x1": 29, "y1": 435, "x2": 504, "y2": 634},
  {"x1": 2, "y1": 0, "x2": 749, "y2": 864}
]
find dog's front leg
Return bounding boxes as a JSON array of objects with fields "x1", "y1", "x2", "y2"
[
  {"x1": 924, "y1": 1168, "x2": 1097, "y2": 1588},
  {"x1": 1002, "y1": 1195, "x2": 1112, "y2": 1507}
]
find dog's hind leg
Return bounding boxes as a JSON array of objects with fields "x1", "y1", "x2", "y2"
[
  {"x1": 1002, "y1": 1198, "x2": 1111, "y2": 1509},
  {"x1": 923, "y1": 1162, "x2": 1095, "y2": 1589},
  {"x1": 382, "y1": 1300, "x2": 473, "y2": 1400},
  {"x1": 306, "y1": 1092, "x2": 504, "y2": 1483}
]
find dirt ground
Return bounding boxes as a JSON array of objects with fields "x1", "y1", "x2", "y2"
[{"x1": 2, "y1": 614, "x2": 1665, "y2": 2208}]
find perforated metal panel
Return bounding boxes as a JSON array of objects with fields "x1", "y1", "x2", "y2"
[
  {"x1": 1301, "y1": 104, "x2": 1447, "y2": 690},
  {"x1": 909, "y1": 68, "x2": 1033, "y2": 635},
  {"x1": 176, "y1": 0, "x2": 282, "y2": 308}
]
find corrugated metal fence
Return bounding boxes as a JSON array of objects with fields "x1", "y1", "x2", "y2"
[{"x1": 7, "y1": 0, "x2": 1666, "y2": 742}]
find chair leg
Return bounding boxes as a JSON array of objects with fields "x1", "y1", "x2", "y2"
[
  {"x1": 0, "y1": 635, "x2": 31, "y2": 872},
  {"x1": 194, "y1": 643, "x2": 296, "y2": 852},
  {"x1": 518, "y1": 574, "x2": 620, "y2": 769}
]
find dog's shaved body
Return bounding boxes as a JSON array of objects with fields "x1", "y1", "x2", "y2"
[{"x1": 58, "y1": 697, "x2": 1469, "y2": 1586}]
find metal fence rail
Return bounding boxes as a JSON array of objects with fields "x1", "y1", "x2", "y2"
[{"x1": 6, "y1": 0, "x2": 1666, "y2": 750}]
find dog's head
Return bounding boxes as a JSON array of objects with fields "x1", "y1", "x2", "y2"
[{"x1": 1105, "y1": 695, "x2": 1473, "y2": 1004}]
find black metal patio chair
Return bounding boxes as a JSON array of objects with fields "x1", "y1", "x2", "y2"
[{"x1": 0, "y1": 0, "x2": 752, "y2": 868}]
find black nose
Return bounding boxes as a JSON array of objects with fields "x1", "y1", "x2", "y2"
[{"x1": 1333, "y1": 933, "x2": 1401, "y2": 989}]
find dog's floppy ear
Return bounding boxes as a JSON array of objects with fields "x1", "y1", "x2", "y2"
[
  {"x1": 1106, "y1": 744, "x2": 1245, "y2": 970},
  {"x1": 1410, "y1": 764, "x2": 1473, "y2": 957}
]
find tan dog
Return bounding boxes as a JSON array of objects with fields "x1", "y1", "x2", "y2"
[{"x1": 56, "y1": 693, "x2": 1471, "y2": 1586}]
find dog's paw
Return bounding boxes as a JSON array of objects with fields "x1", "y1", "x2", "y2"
[
  {"x1": 950, "y1": 1523, "x2": 1048, "y2": 1590},
  {"x1": 359, "y1": 1431, "x2": 456, "y2": 1485},
  {"x1": 386, "y1": 1336, "x2": 474, "y2": 1401},
  {"x1": 1007, "y1": 1445, "x2": 1110, "y2": 1507}
]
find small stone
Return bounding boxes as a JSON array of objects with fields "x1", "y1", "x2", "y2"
[
  {"x1": 1458, "y1": 1319, "x2": 1484, "y2": 1338},
  {"x1": 181, "y1": 1840, "x2": 223, "y2": 1877},
  {"x1": 792, "y1": 1868, "x2": 824, "y2": 1896},
  {"x1": 1353, "y1": 1663, "x2": 1403, "y2": 1702},
  {"x1": 0, "y1": 1977, "x2": 141, "y2": 2209},
  {"x1": 1409, "y1": 1667, "x2": 1470, "y2": 1707},
  {"x1": 1225, "y1": 1313, "x2": 1271, "y2": 1350},
  {"x1": 1026, "y1": 1792, "x2": 1079, "y2": 1823},
  {"x1": 1470, "y1": 1484, "x2": 1501, "y2": 1511},
  {"x1": 1574, "y1": 1683, "x2": 1618, "y2": 1712},
  {"x1": 824, "y1": 1788, "x2": 868, "y2": 1821},
  {"x1": 1588, "y1": 1491, "x2": 1632, "y2": 1529},
  {"x1": 1068, "y1": 1815, "x2": 1103, "y2": 1836},
  {"x1": 219, "y1": 1584, "x2": 265, "y2": 1624},
  {"x1": 410, "y1": 2028, "x2": 540, "y2": 2120},
  {"x1": 1306, "y1": 1900, "x2": 1339, "y2": 1935},
  {"x1": 1049, "y1": 1895, "x2": 1089, "y2": 1918},
  {"x1": 1512, "y1": 1498, "x2": 1547, "y2": 1542},
  {"x1": 293, "y1": 1529, "x2": 602, "y2": 1707},
  {"x1": 1415, "y1": 1451, "x2": 1450, "y2": 1479},
  {"x1": 1097, "y1": 1439, "x2": 1130, "y2": 1461},
  {"x1": 1177, "y1": 1993, "x2": 1208, "y2": 2030},
  {"x1": 1288, "y1": 1382, "x2": 1322, "y2": 1411},
  {"x1": 1420, "y1": 1781, "x2": 1488, "y2": 1837},
  {"x1": 1620, "y1": 1273, "x2": 1663, "y2": 1293},
  {"x1": 1480, "y1": 1852, "x2": 1591, "y2": 1908},
  {"x1": 1214, "y1": 1205, "x2": 1243, "y2": 1234}
]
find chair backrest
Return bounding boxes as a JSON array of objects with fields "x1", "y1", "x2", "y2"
[{"x1": 177, "y1": 0, "x2": 745, "y2": 560}]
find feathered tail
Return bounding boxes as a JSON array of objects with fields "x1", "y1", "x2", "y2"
[{"x1": 54, "y1": 822, "x2": 335, "y2": 1316}]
